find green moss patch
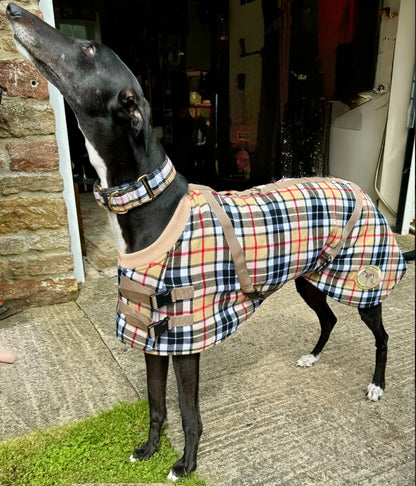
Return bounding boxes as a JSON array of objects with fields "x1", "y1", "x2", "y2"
[{"x1": 0, "y1": 401, "x2": 205, "y2": 486}]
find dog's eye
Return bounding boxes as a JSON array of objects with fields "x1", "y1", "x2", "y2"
[{"x1": 83, "y1": 43, "x2": 96, "y2": 56}]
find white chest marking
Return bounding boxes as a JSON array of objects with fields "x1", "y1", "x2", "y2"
[{"x1": 83, "y1": 138, "x2": 128, "y2": 253}]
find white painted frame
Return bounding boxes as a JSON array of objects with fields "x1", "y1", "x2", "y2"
[{"x1": 39, "y1": 0, "x2": 85, "y2": 282}]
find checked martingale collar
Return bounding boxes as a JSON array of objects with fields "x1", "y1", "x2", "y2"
[{"x1": 93, "y1": 156, "x2": 176, "y2": 214}]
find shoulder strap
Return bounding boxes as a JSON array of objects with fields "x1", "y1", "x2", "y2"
[
  {"x1": 193, "y1": 185, "x2": 264, "y2": 299},
  {"x1": 315, "y1": 180, "x2": 364, "y2": 272}
]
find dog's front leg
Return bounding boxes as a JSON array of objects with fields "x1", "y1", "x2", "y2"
[
  {"x1": 168, "y1": 354, "x2": 202, "y2": 481},
  {"x1": 131, "y1": 353, "x2": 169, "y2": 461}
]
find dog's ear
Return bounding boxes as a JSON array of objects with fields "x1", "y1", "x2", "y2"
[{"x1": 116, "y1": 89, "x2": 152, "y2": 155}]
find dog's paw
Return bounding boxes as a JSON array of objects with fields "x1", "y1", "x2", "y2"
[
  {"x1": 167, "y1": 469, "x2": 180, "y2": 482},
  {"x1": 367, "y1": 383, "x2": 384, "y2": 401},
  {"x1": 130, "y1": 442, "x2": 157, "y2": 462},
  {"x1": 167, "y1": 458, "x2": 195, "y2": 482},
  {"x1": 296, "y1": 353, "x2": 320, "y2": 367}
]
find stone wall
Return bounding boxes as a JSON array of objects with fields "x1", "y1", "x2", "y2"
[{"x1": 0, "y1": 0, "x2": 78, "y2": 308}]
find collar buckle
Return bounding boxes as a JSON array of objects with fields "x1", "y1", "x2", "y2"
[{"x1": 107, "y1": 192, "x2": 129, "y2": 214}]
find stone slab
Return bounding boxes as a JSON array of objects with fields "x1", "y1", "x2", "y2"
[
  {"x1": 0, "y1": 234, "x2": 414, "y2": 486},
  {"x1": 0, "y1": 301, "x2": 138, "y2": 440}
]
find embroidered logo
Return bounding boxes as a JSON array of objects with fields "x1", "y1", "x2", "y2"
[{"x1": 355, "y1": 265, "x2": 382, "y2": 290}]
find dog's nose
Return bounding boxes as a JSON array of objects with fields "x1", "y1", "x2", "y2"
[{"x1": 6, "y1": 3, "x2": 22, "y2": 19}]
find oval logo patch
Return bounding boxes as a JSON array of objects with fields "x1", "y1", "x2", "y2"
[{"x1": 355, "y1": 265, "x2": 382, "y2": 290}]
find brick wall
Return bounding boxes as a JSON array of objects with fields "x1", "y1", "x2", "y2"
[{"x1": 0, "y1": 0, "x2": 78, "y2": 308}]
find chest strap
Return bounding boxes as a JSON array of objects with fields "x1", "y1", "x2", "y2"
[
  {"x1": 119, "y1": 274, "x2": 194, "y2": 310},
  {"x1": 118, "y1": 275, "x2": 194, "y2": 340},
  {"x1": 118, "y1": 300, "x2": 193, "y2": 340}
]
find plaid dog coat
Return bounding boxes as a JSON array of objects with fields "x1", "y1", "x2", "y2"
[{"x1": 115, "y1": 177, "x2": 406, "y2": 355}]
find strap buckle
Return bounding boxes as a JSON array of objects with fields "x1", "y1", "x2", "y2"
[
  {"x1": 315, "y1": 256, "x2": 332, "y2": 274},
  {"x1": 148, "y1": 317, "x2": 170, "y2": 340},
  {"x1": 151, "y1": 290, "x2": 172, "y2": 309},
  {"x1": 246, "y1": 288, "x2": 265, "y2": 300}
]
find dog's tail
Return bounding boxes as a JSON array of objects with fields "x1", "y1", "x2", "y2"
[{"x1": 403, "y1": 250, "x2": 415, "y2": 261}]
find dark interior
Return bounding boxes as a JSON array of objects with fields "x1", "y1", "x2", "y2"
[{"x1": 53, "y1": 0, "x2": 381, "y2": 191}]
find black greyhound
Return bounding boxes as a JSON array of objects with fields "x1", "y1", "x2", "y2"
[{"x1": 7, "y1": 4, "x2": 409, "y2": 481}]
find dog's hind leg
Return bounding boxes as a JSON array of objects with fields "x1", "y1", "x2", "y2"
[
  {"x1": 295, "y1": 277, "x2": 338, "y2": 367},
  {"x1": 130, "y1": 353, "x2": 169, "y2": 461},
  {"x1": 358, "y1": 303, "x2": 388, "y2": 401},
  {"x1": 168, "y1": 354, "x2": 202, "y2": 481}
]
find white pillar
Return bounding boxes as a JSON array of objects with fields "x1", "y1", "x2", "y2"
[
  {"x1": 39, "y1": 0, "x2": 85, "y2": 281},
  {"x1": 377, "y1": 0, "x2": 415, "y2": 230}
]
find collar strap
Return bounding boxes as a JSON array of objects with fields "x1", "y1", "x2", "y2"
[{"x1": 93, "y1": 156, "x2": 176, "y2": 214}]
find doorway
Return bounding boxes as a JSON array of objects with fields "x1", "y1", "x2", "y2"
[
  {"x1": 51, "y1": 0, "x2": 230, "y2": 276},
  {"x1": 45, "y1": 0, "x2": 414, "y2": 280}
]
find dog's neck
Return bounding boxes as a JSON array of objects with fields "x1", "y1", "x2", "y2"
[{"x1": 84, "y1": 129, "x2": 188, "y2": 254}]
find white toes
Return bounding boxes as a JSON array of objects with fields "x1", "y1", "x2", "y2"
[
  {"x1": 130, "y1": 454, "x2": 137, "y2": 462},
  {"x1": 296, "y1": 353, "x2": 320, "y2": 367},
  {"x1": 167, "y1": 470, "x2": 179, "y2": 482},
  {"x1": 367, "y1": 383, "x2": 384, "y2": 401}
]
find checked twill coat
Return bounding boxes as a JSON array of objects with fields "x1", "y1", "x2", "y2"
[{"x1": 115, "y1": 178, "x2": 407, "y2": 356}]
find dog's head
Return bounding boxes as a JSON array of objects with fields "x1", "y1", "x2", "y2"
[{"x1": 6, "y1": 3, "x2": 153, "y2": 155}]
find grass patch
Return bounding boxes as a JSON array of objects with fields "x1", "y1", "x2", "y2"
[{"x1": 0, "y1": 400, "x2": 205, "y2": 486}]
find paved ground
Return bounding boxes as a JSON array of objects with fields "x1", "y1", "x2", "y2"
[{"x1": 0, "y1": 234, "x2": 414, "y2": 485}]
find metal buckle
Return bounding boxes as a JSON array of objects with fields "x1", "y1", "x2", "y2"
[
  {"x1": 94, "y1": 182, "x2": 102, "y2": 193},
  {"x1": 246, "y1": 288, "x2": 265, "y2": 300},
  {"x1": 137, "y1": 174, "x2": 156, "y2": 201},
  {"x1": 107, "y1": 192, "x2": 129, "y2": 214},
  {"x1": 315, "y1": 256, "x2": 332, "y2": 274}
]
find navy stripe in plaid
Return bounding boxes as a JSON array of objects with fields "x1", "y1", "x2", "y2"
[{"x1": 116, "y1": 178, "x2": 407, "y2": 355}]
